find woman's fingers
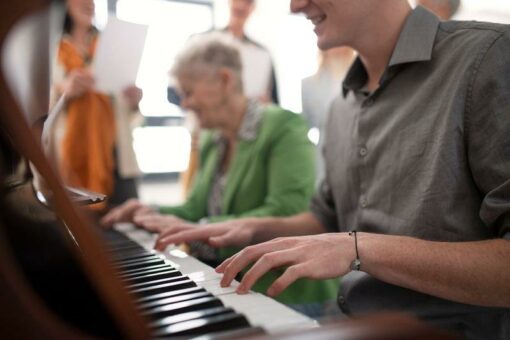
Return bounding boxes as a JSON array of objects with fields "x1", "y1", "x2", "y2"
[
  {"x1": 154, "y1": 226, "x2": 217, "y2": 251},
  {"x1": 100, "y1": 199, "x2": 143, "y2": 227}
]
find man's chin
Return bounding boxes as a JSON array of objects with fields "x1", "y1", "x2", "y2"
[{"x1": 317, "y1": 39, "x2": 346, "y2": 51}]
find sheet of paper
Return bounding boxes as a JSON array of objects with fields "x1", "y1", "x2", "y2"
[{"x1": 92, "y1": 15, "x2": 147, "y2": 93}]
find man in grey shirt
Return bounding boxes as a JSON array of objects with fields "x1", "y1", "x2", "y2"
[{"x1": 133, "y1": 1, "x2": 510, "y2": 338}]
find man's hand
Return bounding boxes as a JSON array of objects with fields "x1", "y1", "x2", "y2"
[
  {"x1": 154, "y1": 219, "x2": 259, "y2": 252},
  {"x1": 216, "y1": 233, "x2": 354, "y2": 297},
  {"x1": 100, "y1": 198, "x2": 155, "y2": 228}
]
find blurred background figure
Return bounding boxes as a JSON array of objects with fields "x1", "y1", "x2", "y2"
[
  {"x1": 222, "y1": 0, "x2": 279, "y2": 104},
  {"x1": 51, "y1": 0, "x2": 143, "y2": 213},
  {"x1": 179, "y1": 0, "x2": 280, "y2": 197},
  {"x1": 103, "y1": 34, "x2": 338, "y2": 316},
  {"x1": 301, "y1": 47, "x2": 355, "y2": 184},
  {"x1": 417, "y1": 0, "x2": 461, "y2": 20}
]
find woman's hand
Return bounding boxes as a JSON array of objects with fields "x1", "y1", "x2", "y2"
[
  {"x1": 123, "y1": 85, "x2": 143, "y2": 110},
  {"x1": 216, "y1": 233, "x2": 354, "y2": 297},
  {"x1": 153, "y1": 219, "x2": 259, "y2": 252},
  {"x1": 100, "y1": 198, "x2": 155, "y2": 228},
  {"x1": 133, "y1": 213, "x2": 192, "y2": 234},
  {"x1": 62, "y1": 69, "x2": 95, "y2": 99}
]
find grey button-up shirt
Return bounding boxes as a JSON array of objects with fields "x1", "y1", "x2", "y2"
[{"x1": 310, "y1": 7, "x2": 510, "y2": 338}]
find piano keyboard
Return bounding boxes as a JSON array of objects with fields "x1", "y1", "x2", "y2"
[{"x1": 105, "y1": 223, "x2": 317, "y2": 338}]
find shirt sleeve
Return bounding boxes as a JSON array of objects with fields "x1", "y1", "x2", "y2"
[
  {"x1": 309, "y1": 179, "x2": 339, "y2": 233},
  {"x1": 467, "y1": 28, "x2": 510, "y2": 238}
]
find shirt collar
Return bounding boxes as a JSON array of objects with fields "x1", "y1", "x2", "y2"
[
  {"x1": 388, "y1": 6, "x2": 440, "y2": 67},
  {"x1": 342, "y1": 6, "x2": 440, "y2": 97}
]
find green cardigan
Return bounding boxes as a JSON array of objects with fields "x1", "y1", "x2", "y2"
[{"x1": 160, "y1": 106, "x2": 338, "y2": 305}]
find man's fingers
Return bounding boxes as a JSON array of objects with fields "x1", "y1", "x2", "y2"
[
  {"x1": 219, "y1": 242, "x2": 281, "y2": 288},
  {"x1": 267, "y1": 263, "x2": 309, "y2": 297},
  {"x1": 215, "y1": 256, "x2": 234, "y2": 274},
  {"x1": 236, "y1": 249, "x2": 298, "y2": 294}
]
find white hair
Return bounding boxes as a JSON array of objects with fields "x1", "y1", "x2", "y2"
[{"x1": 171, "y1": 32, "x2": 243, "y2": 89}]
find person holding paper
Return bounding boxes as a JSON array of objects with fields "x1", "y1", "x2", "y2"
[{"x1": 51, "y1": 0, "x2": 142, "y2": 211}]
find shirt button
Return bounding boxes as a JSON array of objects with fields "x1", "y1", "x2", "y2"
[
  {"x1": 360, "y1": 196, "x2": 368, "y2": 208},
  {"x1": 359, "y1": 147, "x2": 367, "y2": 157}
]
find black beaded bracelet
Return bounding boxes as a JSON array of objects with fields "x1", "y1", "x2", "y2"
[{"x1": 349, "y1": 231, "x2": 361, "y2": 271}]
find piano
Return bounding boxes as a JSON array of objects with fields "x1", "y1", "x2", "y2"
[
  {"x1": 0, "y1": 1, "x2": 460, "y2": 338},
  {"x1": 0, "y1": 1, "x2": 310, "y2": 337},
  {"x1": 104, "y1": 224, "x2": 316, "y2": 338}
]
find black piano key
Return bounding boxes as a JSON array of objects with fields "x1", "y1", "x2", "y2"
[
  {"x1": 102, "y1": 229, "x2": 131, "y2": 242},
  {"x1": 114, "y1": 254, "x2": 160, "y2": 266},
  {"x1": 106, "y1": 239, "x2": 134, "y2": 248},
  {"x1": 105, "y1": 235, "x2": 135, "y2": 243},
  {"x1": 103, "y1": 228, "x2": 256, "y2": 339},
  {"x1": 121, "y1": 264, "x2": 174, "y2": 277},
  {"x1": 117, "y1": 258, "x2": 165, "y2": 271},
  {"x1": 125, "y1": 269, "x2": 183, "y2": 285},
  {"x1": 143, "y1": 296, "x2": 223, "y2": 320},
  {"x1": 152, "y1": 312, "x2": 250, "y2": 337},
  {"x1": 108, "y1": 243, "x2": 144, "y2": 253},
  {"x1": 137, "y1": 287, "x2": 207, "y2": 304},
  {"x1": 150, "y1": 306, "x2": 234, "y2": 329},
  {"x1": 121, "y1": 267, "x2": 177, "y2": 281},
  {"x1": 131, "y1": 279, "x2": 197, "y2": 298},
  {"x1": 128, "y1": 276, "x2": 189, "y2": 290},
  {"x1": 113, "y1": 249, "x2": 154, "y2": 261},
  {"x1": 139, "y1": 291, "x2": 213, "y2": 311},
  {"x1": 113, "y1": 253, "x2": 155, "y2": 263},
  {"x1": 192, "y1": 325, "x2": 267, "y2": 340}
]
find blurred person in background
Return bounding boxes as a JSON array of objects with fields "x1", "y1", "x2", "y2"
[
  {"x1": 417, "y1": 0, "x2": 461, "y2": 20},
  {"x1": 301, "y1": 47, "x2": 355, "y2": 184},
  {"x1": 103, "y1": 34, "x2": 338, "y2": 318},
  {"x1": 51, "y1": 0, "x2": 143, "y2": 213},
  {"x1": 179, "y1": 0, "x2": 280, "y2": 197}
]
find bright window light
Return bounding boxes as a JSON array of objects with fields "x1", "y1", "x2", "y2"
[
  {"x1": 116, "y1": 0, "x2": 213, "y2": 117},
  {"x1": 133, "y1": 126, "x2": 191, "y2": 173}
]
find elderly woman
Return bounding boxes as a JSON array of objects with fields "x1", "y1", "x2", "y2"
[{"x1": 102, "y1": 34, "x2": 337, "y2": 316}]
